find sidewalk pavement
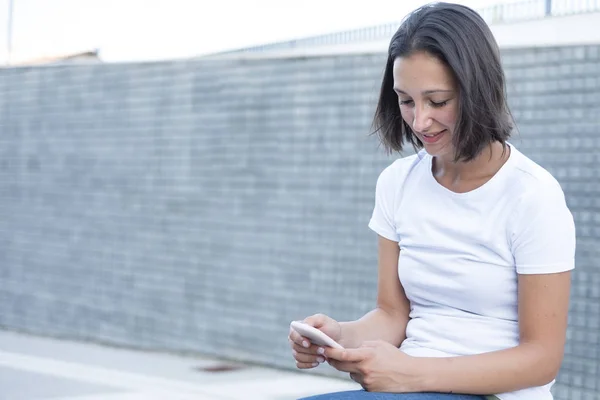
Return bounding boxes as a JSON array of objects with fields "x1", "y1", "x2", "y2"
[{"x1": 0, "y1": 330, "x2": 360, "y2": 400}]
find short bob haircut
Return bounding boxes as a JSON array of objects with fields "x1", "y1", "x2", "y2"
[{"x1": 372, "y1": 2, "x2": 513, "y2": 162}]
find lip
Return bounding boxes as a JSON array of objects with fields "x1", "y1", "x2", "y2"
[{"x1": 420, "y1": 130, "x2": 446, "y2": 144}]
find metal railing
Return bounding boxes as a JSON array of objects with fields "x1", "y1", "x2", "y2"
[{"x1": 213, "y1": 0, "x2": 600, "y2": 55}]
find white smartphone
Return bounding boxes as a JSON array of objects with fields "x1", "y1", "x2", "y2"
[{"x1": 290, "y1": 321, "x2": 344, "y2": 349}]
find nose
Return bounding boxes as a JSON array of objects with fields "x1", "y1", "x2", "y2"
[{"x1": 412, "y1": 106, "x2": 433, "y2": 133}]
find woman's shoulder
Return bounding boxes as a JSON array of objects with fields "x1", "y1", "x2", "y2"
[
  {"x1": 508, "y1": 146, "x2": 565, "y2": 196},
  {"x1": 505, "y1": 146, "x2": 571, "y2": 222},
  {"x1": 377, "y1": 149, "x2": 429, "y2": 183}
]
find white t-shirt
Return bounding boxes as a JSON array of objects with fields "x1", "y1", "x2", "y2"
[{"x1": 368, "y1": 143, "x2": 576, "y2": 400}]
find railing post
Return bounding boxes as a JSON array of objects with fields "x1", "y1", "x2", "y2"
[
  {"x1": 545, "y1": 0, "x2": 552, "y2": 16},
  {"x1": 6, "y1": 0, "x2": 14, "y2": 65}
]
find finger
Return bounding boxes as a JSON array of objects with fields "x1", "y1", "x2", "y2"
[
  {"x1": 293, "y1": 349, "x2": 326, "y2": 364},
  {"x1": 288, "y1": 328, "x2": 325, "y2": 354},
  {"x1": 291, "y1": 341, "x2": 324, "y2": 355},
  {"x1": 303, "y1": 313, "x2": 328, "y2": 329},
  {"x1": 325, "y1": 347, "x2": 370, "y2": 362},
  {"x1": 288, "y1": 330, "x2": 313, "y2": 349},
  {"x1": 326, "y1": 359, "x2": 361, "y2": 374},
  {"x1": 288, "y1": 327, "x2": 305, "y2": 345},
  {"x1": 349, "y1": 372, "x2": 364, "y2": 386},
  {"x1": 295, "y1": 360, "x2": 320, "y2": 369},
  {"x1": 324, "y1": 347, "x2": 345, "y2": 360}
]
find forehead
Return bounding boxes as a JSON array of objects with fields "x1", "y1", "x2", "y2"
[{"x1": 392, "y1": 51, "x2": 456, "y2": 91}]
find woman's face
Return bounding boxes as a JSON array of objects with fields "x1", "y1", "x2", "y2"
[{"x1": 392, "y1": 51, "x2": 459, "y2": 159}]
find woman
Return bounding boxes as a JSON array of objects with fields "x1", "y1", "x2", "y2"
[{"x1": 288, "y1": 2, "x2": 576, "y2": 400}]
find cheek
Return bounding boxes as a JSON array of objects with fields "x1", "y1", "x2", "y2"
[
  {"x1": 399, "y1": 108, "x2": 414, "y2": 126},
  {"x1": 438, "y1": 107, "x2": 458, "y2": 127}
]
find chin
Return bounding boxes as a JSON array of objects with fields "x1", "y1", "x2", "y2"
[{"x1": 422, "y1": 142, "x2": 454, "y2": 159}]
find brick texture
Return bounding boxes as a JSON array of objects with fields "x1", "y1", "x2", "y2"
[{"x1": 0, "y1": 46, "x2": 598, "y2": 398}]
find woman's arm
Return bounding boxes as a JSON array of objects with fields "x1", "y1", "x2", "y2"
[
  {"x1": 339, "y1": 235, "x2": 410, "y2": 349},
  {"x1": 417, "y1": 270, "x2": 571, "y2": 394}
]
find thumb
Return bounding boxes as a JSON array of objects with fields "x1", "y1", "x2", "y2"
[{"x1": 303, "y1": 313, "x2": 329, "y2": 329}]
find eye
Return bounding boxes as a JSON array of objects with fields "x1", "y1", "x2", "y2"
[
  {"x1": 399, "y1": 99, "x2": 414, "y2": 106},
  {"x1": 430, "y1": 100, "x2": 449, "y2": 108}
]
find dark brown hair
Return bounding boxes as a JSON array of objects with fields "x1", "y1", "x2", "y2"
[{"x1": 372, "y1": 2, "x2": 513, "y2": 162}]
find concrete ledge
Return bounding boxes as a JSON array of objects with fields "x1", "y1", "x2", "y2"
[{"x1": 201, "y1": 11, "x2": 600, "y2": 60}]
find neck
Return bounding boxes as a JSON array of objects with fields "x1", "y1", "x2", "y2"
[{"x1": 433, "y1": 142, "x2": 509, "y2": 182}]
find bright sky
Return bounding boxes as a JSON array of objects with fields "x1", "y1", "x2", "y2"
[{"x1": 0, "y1": 0, "x2": 515, "y2": 63}]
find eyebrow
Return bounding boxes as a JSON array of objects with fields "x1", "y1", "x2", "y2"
[{"x1": 393, "y1": 88, "x2": 454, "y2": 95}]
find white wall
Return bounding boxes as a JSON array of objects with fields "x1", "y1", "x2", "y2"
[
  {"x1": 205, "y1": 11, "x2": 600, "y2": 60},
  {"x1": 491, "y1": 11, "x2": 600, "y2": 48}
]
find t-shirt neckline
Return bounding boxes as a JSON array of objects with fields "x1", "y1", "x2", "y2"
[{"x1": 425, "y1": 142, "x2": 515, "y2": 199}]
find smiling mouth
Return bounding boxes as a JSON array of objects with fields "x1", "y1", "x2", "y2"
[
  {"x1": 419, "y1": 129, "x2": 447, "y2": 144},
  {"x1": 423, "y1": 131, "x2": 444, "y2": 138}
]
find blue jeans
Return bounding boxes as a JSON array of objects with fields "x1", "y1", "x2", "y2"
[{"x1": 299, "y1": 391, "x2": 497, "y2": 400}]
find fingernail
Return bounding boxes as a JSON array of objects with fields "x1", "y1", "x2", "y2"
[
  {"x1": 312, "y1": 362, "x2": 319, "y2": 367},
  {"x1": 317, "y1": 356, "x2": 325, "y2": 363},
  {"x1": 317, "y1": 347, "x2": 325, "y2": 355},
  {"x1": 302, "y1": 341, "x2": 309, "y2": 348},
  {"x1": 292, "y1": 350, "x2": 297, "y2": 356}
]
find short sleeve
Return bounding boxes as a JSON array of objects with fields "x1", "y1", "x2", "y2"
[
  {"x1": 368, "y1": 164, "x2": 400, "y2": 242},
  {"x1": 511, "y1": 181, "x2": 576, "y2": 274}
]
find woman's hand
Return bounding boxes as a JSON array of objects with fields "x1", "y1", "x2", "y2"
[
  {"x1": 288, "y1": 313, "x2": 342, "y2": 369},
  {"x1": 325, "y1": 340, "x2": 425, "y2": 393}
]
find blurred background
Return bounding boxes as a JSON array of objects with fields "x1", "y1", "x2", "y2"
[{"x1": 0, "y1": 0, "x2": 599, "y2": 399}]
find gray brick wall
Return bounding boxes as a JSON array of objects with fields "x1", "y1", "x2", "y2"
[{"x1": 0, "y1": 45, "x2": 598, "y2": 399}]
